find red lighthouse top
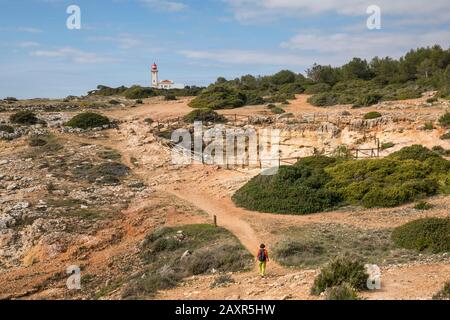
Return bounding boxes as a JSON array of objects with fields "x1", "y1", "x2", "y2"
[{"x1": 151, "y1": 63, "x2": 158, "y2": 71}]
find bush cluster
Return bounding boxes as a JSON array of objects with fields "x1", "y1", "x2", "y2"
[
  {"x1": 391, "y1": 218, "x2": 450, "y2": 253},
  {"x1": 233, "y1": 145, "x2": 450, "y2": 214},
  {"x1": 311, "y1": 255, "x2": 369, "y2": 295},
  {"x1": 183, "y1": 109, "x2": 227, "y2": 123},
  {"x1": 65, "y1": 112, "x2": 110, "y2": 129},
  {"x1": 9, "y1": 111, "x2": 38, "y2": 125}
]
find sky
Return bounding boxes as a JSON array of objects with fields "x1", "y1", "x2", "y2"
[{"x1": 0, "y1": 0, "x2": 449, "y2": 98}]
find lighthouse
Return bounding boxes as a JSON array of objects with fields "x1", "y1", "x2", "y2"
[
  {"x1": 150, "y1": 63, "x2": 184, "y2": 89},
  {"x1": 151, "y1": 63, "x2": 159, "y2": 88}
]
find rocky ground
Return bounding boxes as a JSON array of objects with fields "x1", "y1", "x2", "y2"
[{"x1": 0, "y1": 94, "x2": 449, "y2": 300}]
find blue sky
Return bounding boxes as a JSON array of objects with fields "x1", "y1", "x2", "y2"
[{"x1": 0, "y1": 0, "x2": 449, "y2": 98}]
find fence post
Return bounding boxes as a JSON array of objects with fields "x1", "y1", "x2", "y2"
[{"x1": 213, "y1": 215, "x2": 217, "y2": 227}]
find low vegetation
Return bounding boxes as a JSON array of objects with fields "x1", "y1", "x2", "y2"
[
  {"x1": 380, "y1": 142, "x2": 395, "y2": 150},
  {"x1": 414, "y1": 201, "x2": 434, "y2": 210},
  {"x1": 183, "y1": 109, "x2": 226, "y2": 123},
  {"x1": 363, "y1": 111, "x2": 382, "y2": 120},
  {"x1": 267, "y1": 104, "x2": 286, "y2": 114},
  {"x1": 65, "y1": 112, "x2": 110, "y2": 129},
  {"x1": 433, "y1": 281, "x2": 450, "y2": 300},
  {"x1": 210, "y1": 274, "x2": 235, "y2": 288},
  {"x1": 392, "y1": 218, "x2": 450, "y2": 253},
  {"x1": 311, "y1": 255, "x2": 369, "y2": 295},
  {"x1": 9, "y1": 111, "x2": 38, "y2": 125},
  {"x1": 324, "y1": 283, "x2": 360, "y2": 300},
  {"x1": 233, "y1": 145, "x2": 450, "y2": 214},
  {"x1": 121, "y1": 224, "x2": 252, "y2": 298},
  {"x1": 0, "y1": 124, "x2": 14, "y2": 133},
  {"x1": 440, "y1": 131, "x2": 450, "y2": 140},
  {"x1": 90, "y1": 84, "x2": 203, "y2": 99},
  {"x1": 439, "y1": 112, "x2": 450, "y2": 127}
]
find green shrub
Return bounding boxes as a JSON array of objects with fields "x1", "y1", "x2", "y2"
[
  {"x1": 123, "y1": 86, "x2": 155, "y2": 99},
  {"x1": 440, "y1": 131, "x2": 450, "y2": 140},
  {"x1": 363, "y1": 111, "x2": 382, "y2": 120},
  {"x1": 426, "y1": 97, "x2": 438, "y2": 103},
  {"x1": 432, "y1": 145, "x2": 450, "y2": 156},
  {"x1": 233, "y1": 145, "x2": 450, "y2": 214},
  {"x1": 414, "y1": 201, "x2": 433, "y2": 210},
  {"x1": 388, "y1": 144, "x2": 441, "y2": 161},
  {"x1": 9, "y1": 111, "x2": 38, "y2": 125},
  {"x1": 392, "y1": 218, "x2": 450, "y2": 253},
  {"x1": 65, "y1": 112, "x2": 110, "y2": 129},
  {"x1": 358, "y1": 94, "x2": 382, "y2": 107},
  {"x1": 4, "y1": 97, "x2": 18, "y2": 102},
  {"x1": 307, "y1": 93, "x2": 339, "y2": 107},
  {"x1": 424, "y1": 122, "x2": 434, "y2": 130},
  {"x1": 381, "y1": 142, "x2": 395, "y2": 150},
  {"x1": 267, "y1": 105, "x2": 285, "y2": 114},
  {"x1": 433, "y1": 281, "x2": 450, "y2": 300},
  {"x1": 324, "y1": 283, "x2": 360, "y2": 300},
  {"x1": 233, "y1": 156, "x2": 342, "y2": 215},
  {"x1": 0, "y1": 124, "x2": 14, "y2": 133},
  {"x1": 304, "y1": 83, "x2": 331, "y2": 94},
  {"x1": 311, "y1": 255, "x2": 369, "y2": 295},
  {"x1": 189, "y1": 85, "x2": 246, "y2": 110},
  {"x1": 135, "y1": 99, "x2": 143, "y2": 104},
  {"x1": 109, "y1": 99, "x2": 120, "y2": 105},
  {"x1": 164, "y1": 93, "x2": 177, "y2": 101},
  {"x1": 184, "y1": 109, "x2": 226, "y2": 123},
  {"x1": 438, "y1": 112, "x2": 450, "y2": 127}
]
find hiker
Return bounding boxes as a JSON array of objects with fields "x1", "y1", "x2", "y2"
[{"x1": 256, "y1": 244, "x2": 269, "y2": 277}]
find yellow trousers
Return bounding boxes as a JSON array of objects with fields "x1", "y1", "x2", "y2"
[{"x1": 259, "y1": 261, "x2": 266, "y2": 276}]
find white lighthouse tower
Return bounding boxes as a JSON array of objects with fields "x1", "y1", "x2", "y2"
[
  {"x1": 151, "y1": 63, "x2": 159, "y2": 88},
  {"x1": 150, "y1": 62, "x2": 184, "y2": 89}
]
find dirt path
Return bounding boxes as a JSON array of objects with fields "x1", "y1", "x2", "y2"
[{"x1": 52, "y1": 95, "x2": 450, "y2": 300}]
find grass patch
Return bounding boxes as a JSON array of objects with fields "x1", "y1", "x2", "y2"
[
  {"x1": 324, "y1": 283, "x2": 360, "y2": 300},
  {"x1": 392, "y1": 218, "x2": 450, "y2": 253},
  {"x1": 122, "y1": 224, "x2": 252, "y2": 298},
  {"x1": 97, "y1": 149, "x2": 122, "y2": 161},
  {"x1": 273, "y1": 224, "x2": 398, "y2": 268}
]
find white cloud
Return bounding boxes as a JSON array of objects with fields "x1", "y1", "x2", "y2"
[
  {"x1": 138, "y1": 0, "x2": 187, "y2": 12},
  {"x1": 224, "y1": 0, "x2": 450, "y2": 24},
  {"x1": 179, "y1": 49, "x2": 320, "y2": 67},
  {"x1": 281, "y1": 29, "x2": 450, "y2": 59},
  {"x1": 31, "y1": 47, "x2": 114, "y2": 64},
  {"x1": 88, "y1": 33, "x2": 143, "y2": 49}
]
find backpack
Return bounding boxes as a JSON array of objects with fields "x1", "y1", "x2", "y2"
[{"x1": 258, "y1": 249, "x2": 266, "y2": 262}]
